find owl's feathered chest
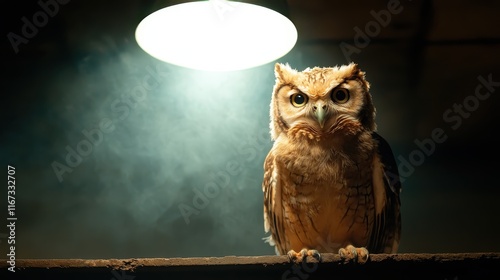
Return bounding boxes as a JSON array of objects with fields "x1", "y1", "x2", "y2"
[
  {"x1": 268, "y1": 133, "x2": 377, "y2": 250},
  {"x1": 272, "y1": 133, "x2": 375, "y2": 188}
]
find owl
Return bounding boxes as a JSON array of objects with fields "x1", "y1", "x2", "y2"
[{"x1": 262, "y1": 62, "x2": 401, "y2": 263}]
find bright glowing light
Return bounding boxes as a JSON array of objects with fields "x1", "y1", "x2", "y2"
[{"x1": 135, "y1": 0, "x2": 297, "y2": 72}]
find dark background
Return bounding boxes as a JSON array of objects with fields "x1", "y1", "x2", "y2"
[{"x1": 1, "y1": 0, "x2": 499, "y2": 259}]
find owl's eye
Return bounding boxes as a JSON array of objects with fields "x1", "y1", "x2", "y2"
[
  {"x1": 290, "y1": 93, "x2": 308, "y2": 107},
  {"x1": 331, "y1": 88, "x2": 350, "y2": 104}
]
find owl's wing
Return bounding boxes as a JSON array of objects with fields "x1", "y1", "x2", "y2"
[
  {"x1": 368, "y1": 132, "x2": 402, "y2": 253},
  {"x1": 262, "y1": 151, "x2": 287, "y2": 255}
]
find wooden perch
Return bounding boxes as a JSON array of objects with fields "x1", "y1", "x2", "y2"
[{"x1": 2, "y1": 253, "x2": 500, "y2": 279}]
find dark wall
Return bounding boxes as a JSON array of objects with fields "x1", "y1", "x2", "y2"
[{"x1": 1, "y1": 0, "x2": 499, "y2": 259}]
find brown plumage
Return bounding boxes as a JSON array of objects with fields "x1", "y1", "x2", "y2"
[{"x1": 262, "y1": 63, "x2": 401, "y2": 262}]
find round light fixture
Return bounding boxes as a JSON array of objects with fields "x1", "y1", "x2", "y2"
[{"x1": 135, "y1": 0, "x2": 297, "y2": 71}]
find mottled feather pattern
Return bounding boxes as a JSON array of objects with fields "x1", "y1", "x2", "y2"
[{"x1": 262, "y1": 63, "x2": 401, "y2": 256}]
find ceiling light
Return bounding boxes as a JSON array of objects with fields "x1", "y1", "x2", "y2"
[{"x1": 135, "y1": 0, "x2": 297, "y2": 71}]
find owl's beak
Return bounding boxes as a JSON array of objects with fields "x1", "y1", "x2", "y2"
[{"x1": 313, "y1": 102, "x2": 327, "y2": 128}]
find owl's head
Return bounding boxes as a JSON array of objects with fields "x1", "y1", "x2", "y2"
[{"x1": 269, "y1": 63, "x2": 376, "y2": 141}]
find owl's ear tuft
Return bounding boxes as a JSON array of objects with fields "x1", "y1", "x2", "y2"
[
  {"x1": 348, "y1": 62, "x2": 359, "y2": 70},
  {"x1": 346, "y1": 62, "x2": 361, "y2": 77},
  {"x1": 348, "y1": 63, "x2": 370, "y2": 91},
  {"x1": 275, "y1": 63, "x2": 296, "y2": 83}
]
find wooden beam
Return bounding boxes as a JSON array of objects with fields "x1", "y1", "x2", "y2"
[{"x1": 2, "y1": 253, "x2": 500, "y2": 279}]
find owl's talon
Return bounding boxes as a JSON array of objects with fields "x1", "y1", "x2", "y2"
[
  {"x1": 308, "y1": 249, "x2": 322, "y2": 262},
  {"x1": 338, "y1": 245, "x2": 369, "y2": 264},
  {"x1": 287, "y1": 249, "x2": 300, "y2": 262},
  {"x1": 287, "y1": 249, "x2": 322, "y2": 263}
]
